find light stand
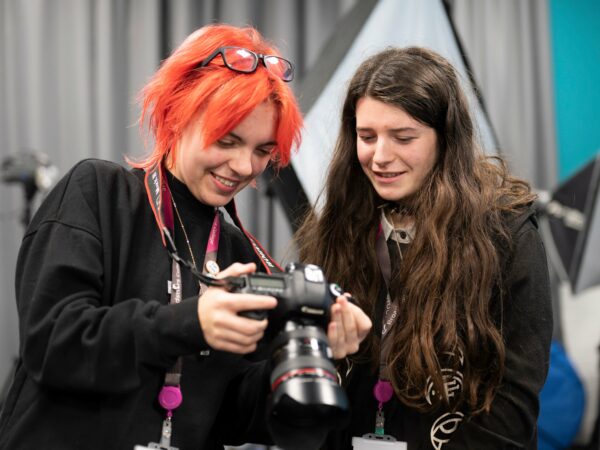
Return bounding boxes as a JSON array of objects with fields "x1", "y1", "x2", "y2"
[{"x1": 0, "y1": 152, "x2": 58, "y2": 410}]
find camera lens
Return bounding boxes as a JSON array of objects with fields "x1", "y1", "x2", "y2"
[{"x1": 267, "y1": 321, "x2": 349, "y2": 450}]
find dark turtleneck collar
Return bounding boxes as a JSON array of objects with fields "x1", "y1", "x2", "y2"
[{"x1": 166, "y1": 170, "x2": 217, "y2": 225}]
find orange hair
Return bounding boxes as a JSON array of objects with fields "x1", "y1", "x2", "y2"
[{"x1": 130, "y1": 24, "x2": 303, "y2": 170}]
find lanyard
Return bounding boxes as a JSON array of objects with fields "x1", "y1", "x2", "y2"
[
  {"x1": 144, "y1": 163, "x2": 221, "y2": 419},
  {"x1": 142, "y1": 162, "x2": 283, "y2": 420},
  {"x1": 375, "y1": 224, "x2": 400, "y2": 342},
  {"x1": 144, "y1": 162, "x2": 282, "y2": 275},
  {"x1": 373, "y1": 220, "x2": 410, "y2": 435}
]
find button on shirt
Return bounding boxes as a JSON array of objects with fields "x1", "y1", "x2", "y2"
[{"x1": 380, "y1": 209, "x2": 414, "y2": 256}]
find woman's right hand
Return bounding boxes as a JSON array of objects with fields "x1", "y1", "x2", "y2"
[{"x1": 197, "y1": 262, "x2": 277, "y2": 354}]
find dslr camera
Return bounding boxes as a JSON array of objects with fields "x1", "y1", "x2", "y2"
[{"x1": 226, "y1": 263, "x2": 350, "y2": 450}]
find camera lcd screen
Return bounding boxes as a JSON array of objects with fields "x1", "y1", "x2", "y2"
[{"x1": 249, "y1": 276, "x2": 285, "y2": 289}]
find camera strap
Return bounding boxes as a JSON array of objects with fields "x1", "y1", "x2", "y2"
[
  {"x1": 144, "y1": 161, "x2": 282, "y2": 275},
  {"x1": 223, "y1": 200, "x2": 283, "y2": 274}
]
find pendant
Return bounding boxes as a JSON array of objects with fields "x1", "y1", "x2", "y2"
[{"x1": 205, "y1": 260, "x2": 220, "y2": 276}]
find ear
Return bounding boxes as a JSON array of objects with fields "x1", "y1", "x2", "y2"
[{"x1": 165, "y1": 141, "x2": 180, "y2": 170}]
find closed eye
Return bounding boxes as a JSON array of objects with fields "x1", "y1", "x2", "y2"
[
  {"x1": 216, "y1": 138, "x2": 238, "y2": 148},
  {"x1": 358, "y1": 134, "x2": 376, "y2": 143},
  {"x1": 255, "y1": 145, "x2": 275, "y2": 156}
]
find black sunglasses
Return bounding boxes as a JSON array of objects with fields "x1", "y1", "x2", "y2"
[{"x1": 196, "y1": 46, "x2": 294, "y2": 82}]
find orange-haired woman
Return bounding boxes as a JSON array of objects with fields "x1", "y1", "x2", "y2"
[
  {"x1": 295, "y1": 47, "x2": 552, "y2": 449},
  {"x1": 0, "y1": 24, "x2": 370, "y2": 450}
]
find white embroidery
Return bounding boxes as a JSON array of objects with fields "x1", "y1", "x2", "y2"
[
  {"x1": 382, "y1": 295, "x2": 398, "y2": 336},
  {"x1": 430, "y1": 412, "x2": 464, "y2": 449},
  {"x1": 426, "y1": 349, "x2": 466, "y2": 447},
  {"x1": 425, "y1": 368, "x2": 464, "y2": 405}
]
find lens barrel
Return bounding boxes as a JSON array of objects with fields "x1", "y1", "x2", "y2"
[{"x1": 267, "y1": 322, "x2": 349, "y2": 450}]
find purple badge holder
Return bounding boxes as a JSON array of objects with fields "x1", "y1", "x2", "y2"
[{"x1": 159, "y1": 385, "x2": 182, "y2": 414}]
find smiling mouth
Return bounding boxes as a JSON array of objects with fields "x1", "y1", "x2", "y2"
[
  {"x1": 374, "y1": 171, "x2": 405, "y2": 178},
  {"x1": 213, "y1": 173, "x2": 238, "y2": 188}
]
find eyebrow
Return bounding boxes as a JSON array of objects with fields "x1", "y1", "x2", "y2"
[
  {"x1": 356, "y1": 126, "x2": 419, "y2": 133},
  {"x1": 228, "y1": 131, "x2": 278, "y2": 147}
]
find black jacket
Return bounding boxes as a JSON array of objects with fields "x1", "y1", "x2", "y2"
[
  {"x1": 326, "y1": 209, "x2": 553, "y2": 449},
  {"x1": 0, "y1": 159, "x2": 273, "y2": 450}
]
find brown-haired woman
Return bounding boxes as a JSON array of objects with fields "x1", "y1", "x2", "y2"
[{"x1": 295, "y1": 46, "x2": 552, "y2": 449}]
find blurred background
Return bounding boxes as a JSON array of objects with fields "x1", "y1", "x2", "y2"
[{"x1": 1, "y1": 1, "x2": 599, "y2": 448}]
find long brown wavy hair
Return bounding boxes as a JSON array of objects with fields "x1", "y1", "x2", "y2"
[{"x1": 294, "y1": 47, "x2": 536, "y2": 414}]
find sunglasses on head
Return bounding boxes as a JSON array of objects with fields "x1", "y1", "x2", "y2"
[{"x1": 196, "y1": 46, "x2": 294, "y2": 82}]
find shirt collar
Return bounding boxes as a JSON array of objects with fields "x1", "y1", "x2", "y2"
[{"x1": 380, "y1": 209, "x2": 415, "y2": 244}]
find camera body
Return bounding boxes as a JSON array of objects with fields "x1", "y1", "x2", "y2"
[
  {"x1": 227, "y1": 263, "x2": 349, "y2": 450},
  {"x1": 232, "y1": 262, "x2": 343, "y2": 335}
]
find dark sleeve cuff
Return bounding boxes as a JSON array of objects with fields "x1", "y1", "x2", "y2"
[{"x1": 154, "y1": 296, "x2": 209, "y2": 359}]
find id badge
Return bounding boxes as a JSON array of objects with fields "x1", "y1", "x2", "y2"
[{"x1": 352, "y1": 433, "x2": 407, "y2": 449}]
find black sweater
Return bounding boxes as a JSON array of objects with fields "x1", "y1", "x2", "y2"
[
  {"x1": 325, "y1": 210, "x2": 553, "y2": 449},
  {"x1": 0, "y1": 159, "x2": 273, "y2": 450}
]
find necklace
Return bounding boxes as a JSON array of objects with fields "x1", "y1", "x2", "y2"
[
  {"x1": 171, "y1": 197, "x2": 197, "y2": 270},
  {"x1": 386, "y1": 203, "x2": 416, "y2": 237},
  {"x1": 389, "y1": 203, "x2": 411, "y2": 217}
]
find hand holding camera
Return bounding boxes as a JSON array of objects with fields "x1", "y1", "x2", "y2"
[
  {"x1": 192, "y1": 259, "x2": 371, "y2": 450},
  {"x1": 199, "y1": 260, "x2": 371, "y2": 359},
  {"x1": 328, "y1": 294, "x2": 372, "y2": 360},
  {"x1": 196, "y1": 262, "x2": 277, "y2": 354},
  {"x1": 222, "y1": 262, "x2": 371, "y2": 450}
]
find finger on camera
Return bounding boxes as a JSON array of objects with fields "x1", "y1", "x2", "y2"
[
  {"x1": 217, "y1": 262, "x2": 257, "y2": 279},
  {"x1": 327, "y1": 322, "x2": 341, "y2": 352},
  {"x1": 230, "y1": 315, "x2": 269, "y2": 335},
  {"x1": 351, "y1": 305, "x2": 373, "y2": 339},
  {"x1": 329, "y1": 325, "x2": 347, "y2": 359},
  {"x1": 335, "y1": 295, "x2": 355, "y2": 308},
  {"x1": 331, "y1": 309, "x2": 345, "y2": 342},
  {"x1": 330, "y1": 301, "x2": 341, "y2": 316},
  {"x1": 333, "y1": 297, "x2": 357, "y2": 335},
  {"x1": 234, "y1": 294, "x2": 277, "y2": 313},
  {"x1": 341, "y1": 291, "x2": 357, "y2": 304},
  {"x1": 341, "y1": 302, "x2": 358, "y2": 336}
]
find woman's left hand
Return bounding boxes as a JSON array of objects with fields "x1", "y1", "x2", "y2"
[{"x1": 327, "y1": 295, "x2": 372, "y2": 360}]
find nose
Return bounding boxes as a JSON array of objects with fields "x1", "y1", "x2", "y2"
[
  {"x1": 372, "y1": 138, "x2": 393, "y2": 168},
  {"x1": 228, "y1": 147, "x2": 254, "y2": 178}
]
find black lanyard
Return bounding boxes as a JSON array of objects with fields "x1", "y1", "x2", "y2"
[
  {"x1": 375, "y1": 222, "x2": 409, "y2": 378},
  {"x1": 372, "y1": 220, "x2": 410, "y2": 436}
]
